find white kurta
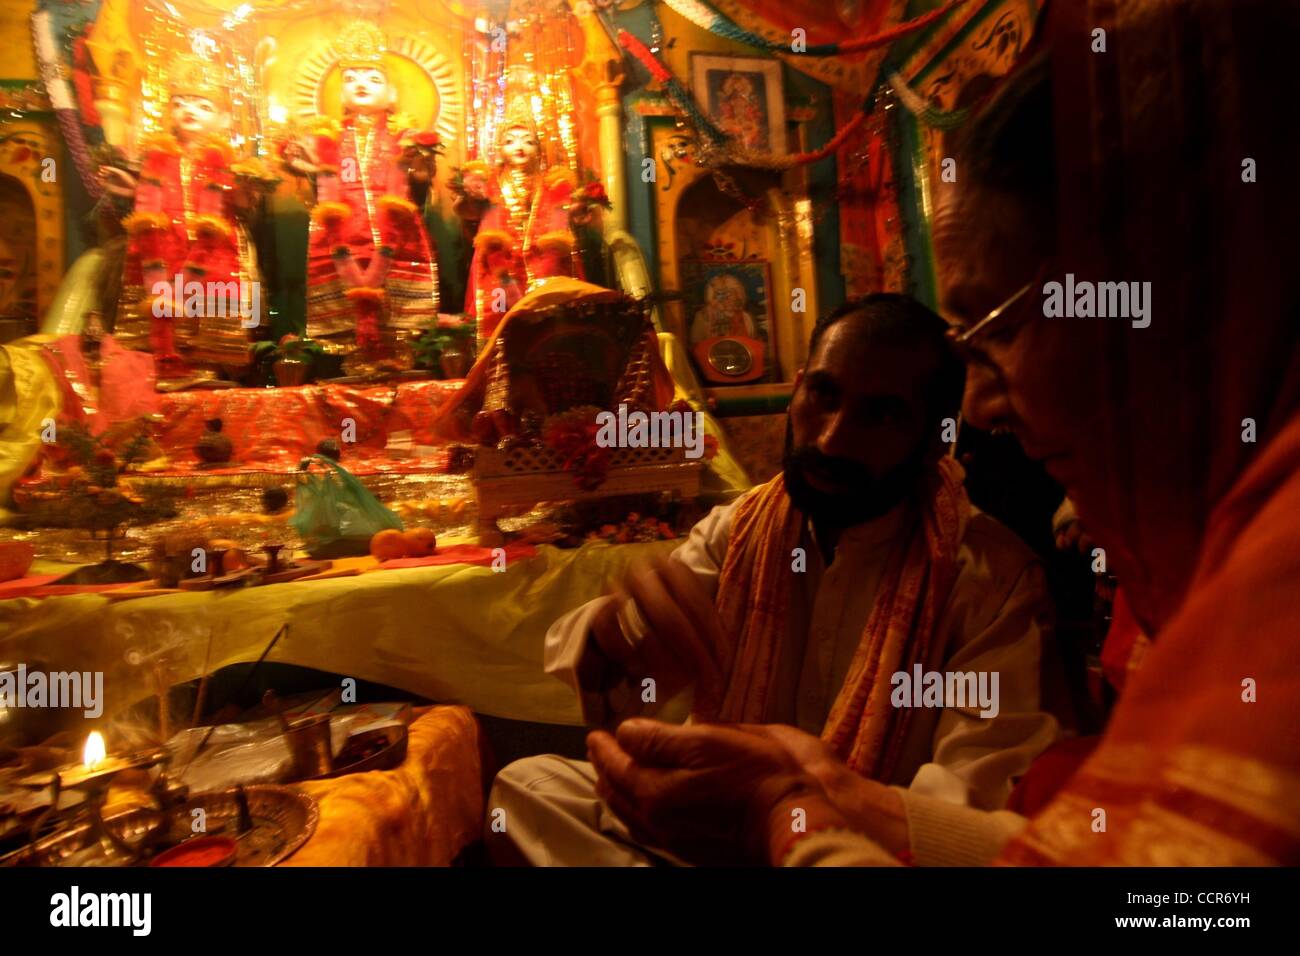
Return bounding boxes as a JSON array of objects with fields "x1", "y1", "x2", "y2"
[{"x1": 489, "y1": 490, "x2": 1059, "y2": 865}]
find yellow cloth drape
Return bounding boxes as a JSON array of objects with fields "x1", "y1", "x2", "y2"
[
  {"x1": 0, "y1": 336, "x2": 62, "y2": 517},
  {"x1": 0, "y1": 537, "x2": 681, "y2": 728},
  {"x1": 656, "y1": 330, "x2": 750, "y2": 501},
  {"x1": 286, "y1": 705, "x2": 482, "y2": 866},
  {"x1": 105, "y1": 706, "x2": 483, "y2": 866}
]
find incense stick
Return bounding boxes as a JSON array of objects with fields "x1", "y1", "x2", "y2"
[
  {"x1": 180, "y1": 623, "x2": 289, "y2": 776},
  {"x1": 155, "y1": 661, "x2": 169, "y2": 745},
  {"x1": 189, "y1": 626, "x2": 218, "y2": 728}
]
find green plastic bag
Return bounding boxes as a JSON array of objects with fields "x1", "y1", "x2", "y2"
[{"x1": 290, "y1": 455, "x2": 403, "y2": 559}]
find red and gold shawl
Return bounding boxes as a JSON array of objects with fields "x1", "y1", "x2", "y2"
[{"x1": 696, "y1": 456, "x2": 970, "y2": 778}]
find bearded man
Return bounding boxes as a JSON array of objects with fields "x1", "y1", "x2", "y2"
[{"x1": 487, "y1": 293, "x2": 1060, "y2": 865}]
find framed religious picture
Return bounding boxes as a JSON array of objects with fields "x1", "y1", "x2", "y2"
[
  {"x1": 689, "y1": 54, "x2": 787, "y2": 155},
  {"x1": 681, "y1": 258, "x2": 776, "y2": 385}
]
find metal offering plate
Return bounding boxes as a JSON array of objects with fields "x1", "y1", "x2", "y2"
[
  {"x1": 181, "y1": 785, "x2": 318, "y2": 866},
  {"x1": 3, "y1": 785, "x2": 317, "y2": 868}
]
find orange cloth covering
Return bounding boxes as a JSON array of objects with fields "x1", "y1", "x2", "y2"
[
  {"x1": 146, "y1": 378, "x2": 462, "y2": 472},
  {"x1": 432, "y1": 278, "x2": 677, "y2": 444},
  {"x1": 1002, "y1": 414, "x2": 1300, "y2": 865},
  {"x1": 41, "y1": 335, "x2": 161, "y2": 434},
  {"x1": 25, "y1": 376, "x2": 464, "y2": 478},
  {"x1": 697, "y1": 458, "x2": 969, "y2": 778},
  {"x1": 285, "y1": 705, "x2": 483, "y2": 866},
  {"x1": 993, "y1": 0, "x2": 1300, "y2": 865}
]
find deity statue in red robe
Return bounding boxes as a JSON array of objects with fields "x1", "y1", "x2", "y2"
[
  {"x1": 461, "y1": 92, "x2": 583, "y2": 345},
  {"x1": 108, "y1": 54, "x2": 268, "y2": 384},
  {"x1": 292, "y1": 19, "x2": 440, "y2": 373}
]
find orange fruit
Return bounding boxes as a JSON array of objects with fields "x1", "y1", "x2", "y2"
[
  {"x1": 0, "y1": 541, "x2": 35, "y2": 583},
  {"x1": 403, "y1": 527, "x2": 438, "y2": 557},
  {"x1": 370, "y1": 528, "x2": 410, "y2": 561},
  {"x1": 210, "y1": 541, "x2": 250, "y2": 571}
]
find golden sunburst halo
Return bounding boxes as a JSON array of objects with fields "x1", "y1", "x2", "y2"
[{"x1": 293, "y1": 34, "x2": 462, "y2": 143}]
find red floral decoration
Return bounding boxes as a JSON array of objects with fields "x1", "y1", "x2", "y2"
[
  {"x1": 579, "y1": 180, "x2": 612, "y2": 210},
  {"x1": 313, "y1": 134, "x2": 340, "y2": 171},
  {"x1": 399, "y1": 130, "x2": 445, "y2": 159},
  {"x1": 197, "y1": 143, "x2": 228, "y2": 169},
  {"x1": 542, "y1": 407, "x2": 610, "y2": 491},
  {"x1": 588, "y1": 512, "x2": 678, "y2": 545}
]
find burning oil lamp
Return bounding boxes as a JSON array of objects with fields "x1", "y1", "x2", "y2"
[
  {"x1": 16, "y1": 731, "x2": 177, "y2": 864},
  {"x1": 20, "y1": 731, "x2": 168, "y2": 791}
]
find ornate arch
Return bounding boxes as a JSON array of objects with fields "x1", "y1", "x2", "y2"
[
  {"x1": 0, "y1": 121, "x2": 65, "y2": 327},
  {"x1": 650, "y1": 121, "x2": 814, "y2": 383}
]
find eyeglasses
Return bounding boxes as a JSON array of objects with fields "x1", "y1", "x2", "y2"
[{"x1": 945, "y1": 275, "x2": 1041, "y2": 374}]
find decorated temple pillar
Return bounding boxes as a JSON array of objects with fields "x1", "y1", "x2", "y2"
[
  {"x1": 83, "y1": 0, "x2": 141, "y2": 150},
  {"x1": 569, "y1": 0, "x2": 626, "y2": 236}
]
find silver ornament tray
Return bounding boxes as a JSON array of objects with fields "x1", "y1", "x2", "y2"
[{"x1": 2, "y1": 784, "x2": 318, "y2": 868}]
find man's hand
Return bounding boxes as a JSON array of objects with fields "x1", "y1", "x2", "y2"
[
  {"x1": 737, "y1": 723, "x2": 910, "y2": 857},
  {"x1": 586, "y1": 558, "x2": 729, "y2": 714},
  {"x1": 587, "y1": 718, "x2": 827, "y2": 865},
  {"x1": 737, "y1": 724, "x2": 847, "y2": 789}
]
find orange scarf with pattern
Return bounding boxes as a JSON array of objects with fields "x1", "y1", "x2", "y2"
[{"x1": 695, "y1": 457, "x2": 970, "y2": 777}]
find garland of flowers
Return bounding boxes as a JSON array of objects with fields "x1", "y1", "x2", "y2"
[
  {"x1": 31, "y1": 9, "x2": 104, "y2": 201},
  {"x1": 727, "y1": 110, "x2": 871, "y2": 170},
  {"x1": 617, "y1": 30, "x2": 731, "y2": 146},
  {"x1": 660, "y1": 0, "x2": 970, "y2": 57},
  {"x1": 543, "y1": 406, "x2": 610, "y2": 491}
]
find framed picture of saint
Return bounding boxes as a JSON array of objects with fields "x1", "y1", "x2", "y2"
[
  {"x1": 681, "y1": 259, "x2": 775, "y2": 385},
  {"x1": 689, "y1": 54, "x2": 787, "y2": 155}
]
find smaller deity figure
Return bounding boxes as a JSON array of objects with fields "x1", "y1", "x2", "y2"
[
  {"x1": 286, "y1": 19, "x2": 441, "y2": 372},
  {"x1": 690, "y1": 272, "x2": 758, "y2": 344},
  {"x1": 106, "y1": 53, "x2": 270, "y2": 384},
  {"x1": 460, "y1": 92, "x2": 585, "y2": 344},
  {"x1": 715, "y1": 74, "x2": 767, "y2": 150}
]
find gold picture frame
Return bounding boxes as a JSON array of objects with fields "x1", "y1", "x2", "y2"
[{"x1": 689, "y1": 53, "x2": 786, "y2": 155}]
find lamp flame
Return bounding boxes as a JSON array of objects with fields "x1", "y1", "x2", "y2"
[{"x1": 83, "y1": 731, "x2": 107, "y2": 769}]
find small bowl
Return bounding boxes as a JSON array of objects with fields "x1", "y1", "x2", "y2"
[
  {"x1": 149, "y1": 835, "x2": 238, "y2": 868},
  {"x1": 300, "y1": 725, "x2": 407, "y2": 781}
]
